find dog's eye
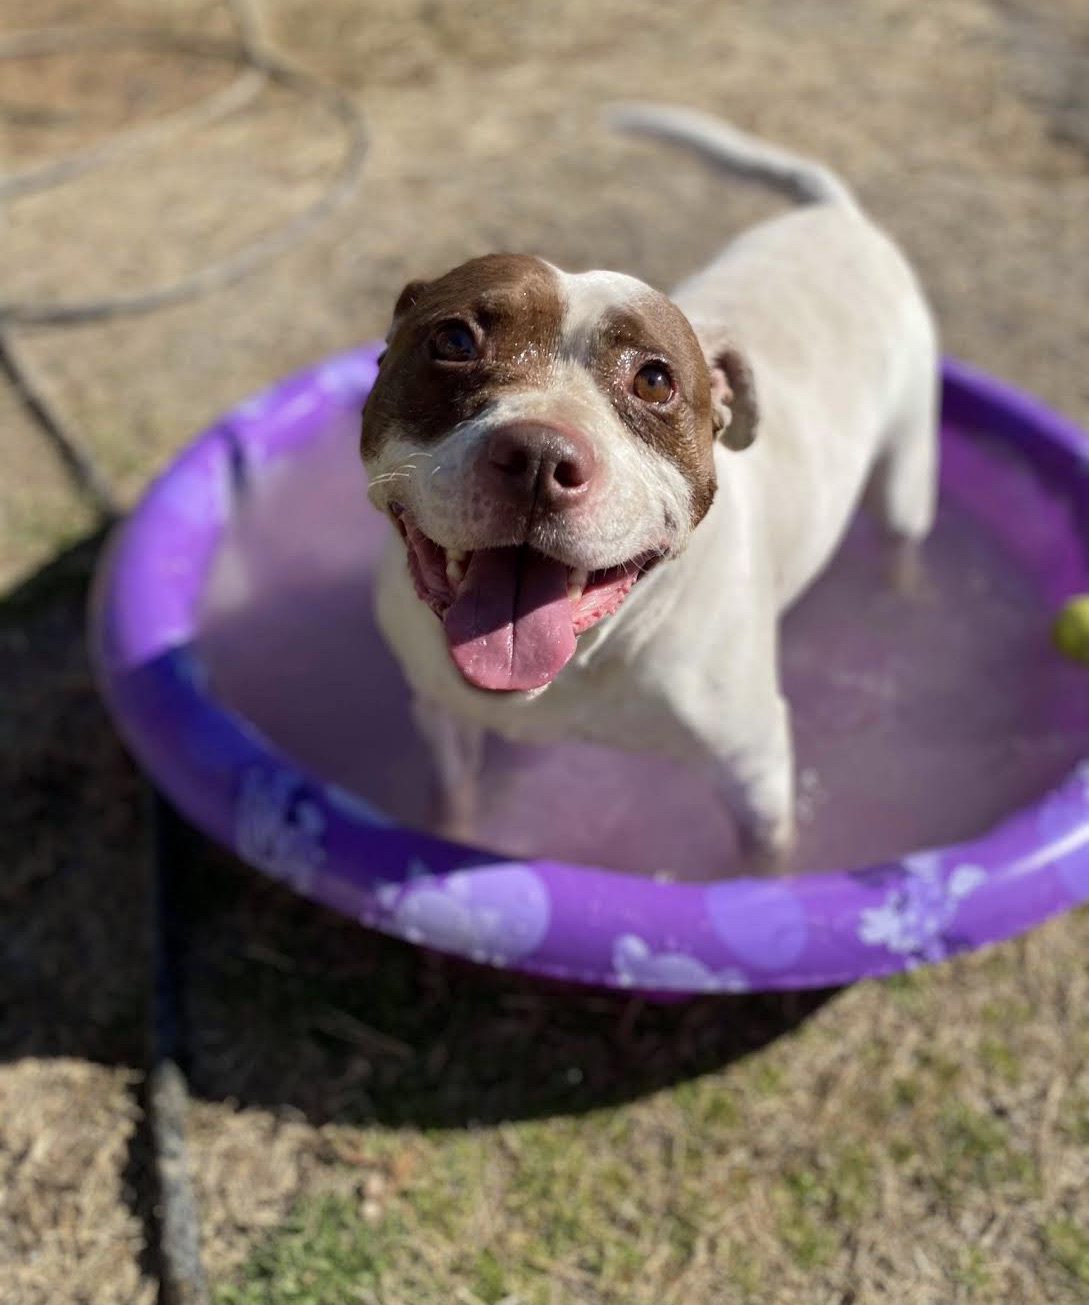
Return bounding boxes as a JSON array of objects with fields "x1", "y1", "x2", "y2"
[
  {"x1": 633, "y1": 362, "x2": 674, "y2": 404},
  {"x1": 429, "y1": 321, "x2": 479, "y2": 363}
]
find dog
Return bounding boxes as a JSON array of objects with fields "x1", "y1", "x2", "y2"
[{"x1": 360, "y1": 105, "x2": 938, "y2": 867}]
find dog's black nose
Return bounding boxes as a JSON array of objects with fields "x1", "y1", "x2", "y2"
[{"x1": 485, "y1": 422, "x2": 596, "y2": 508}]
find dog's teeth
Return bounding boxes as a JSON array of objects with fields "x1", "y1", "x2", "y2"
[
  {"x1": 567, "y1": 568, "x2": 588, "y2": 603},
  {"x1": 447, "y1": 548, "x2": 466, "y2": 563},
  {"x1": 446, "y1": 557, "x2": 465, "y2": 587}
]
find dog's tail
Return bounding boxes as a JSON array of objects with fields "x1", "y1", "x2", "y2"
[{"x1": 605, "y1": 103, "x2": 855, "y2": 208}]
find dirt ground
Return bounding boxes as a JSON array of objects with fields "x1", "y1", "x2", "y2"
[{"x1": 1, "y1": 0, "x2": 1086, "y2": 1302}]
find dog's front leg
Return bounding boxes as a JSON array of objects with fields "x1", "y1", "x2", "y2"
[
  {"x1": 411, "y1": 696, "x2": 486, "y2": 843},
  {"x1": 690, "y1": 690, "x2": 797, "y2": 872}
]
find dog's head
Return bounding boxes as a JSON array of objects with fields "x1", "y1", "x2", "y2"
[{"x1": 361, "y1": 253, "x2": 757, "y2": 694}]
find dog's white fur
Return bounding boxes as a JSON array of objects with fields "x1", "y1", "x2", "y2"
[{"x1": 370, "y1": 106, "x2": 938, "y2": 861}]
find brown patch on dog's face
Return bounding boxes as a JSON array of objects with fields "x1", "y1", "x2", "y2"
[
  {"x1": 362, "y1": 258, "x2": 727, "y2": 536},
  {"x1": 580, "y1": 295, "x2": 720, "y2": 527},
  {"x1": 361, "y1": 254, "x2": 564, "y2": 459}
]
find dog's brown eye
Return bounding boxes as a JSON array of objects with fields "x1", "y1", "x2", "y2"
[
  {"x1": 633, "y1": 362, "x2": 673, "y2": 404},
  {"x1": 430, "y1": 321, "x2": 478, "y2": 363}
]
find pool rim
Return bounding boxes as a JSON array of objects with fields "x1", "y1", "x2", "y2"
[{"x1": 88, "y1": 346, "x2": 1089, "y2": 994}]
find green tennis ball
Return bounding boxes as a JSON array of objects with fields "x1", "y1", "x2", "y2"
[{"x1": 1053, "y1": 595, "x2": 1089, "y2": 665}]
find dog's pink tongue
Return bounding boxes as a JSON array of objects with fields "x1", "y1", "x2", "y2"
[{"x1": 444, "y1": 547, "x2": 575, "y2": 691}]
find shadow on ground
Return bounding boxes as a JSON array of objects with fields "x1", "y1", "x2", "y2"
[{"x1": 0, "y1": 530, "x2": 834, "y2": 1132}]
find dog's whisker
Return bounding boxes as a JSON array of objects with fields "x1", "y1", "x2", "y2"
[{"x1": 369, "y1": 450, "x2": 436, "y2": 489}]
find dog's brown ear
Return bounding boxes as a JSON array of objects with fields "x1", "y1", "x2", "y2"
[
  {"x1": 709, "y1": 344, "x2": 759, "y2": 451},
  {"x1": 386, "y1": 278, "x2": 431, "y2": 341}
]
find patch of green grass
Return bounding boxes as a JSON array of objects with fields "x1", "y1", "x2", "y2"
[
  {"x1": 776, "y1": 1144, "x2": 875, "y2": 1270},
  {"x1": 722, "y1": 1244, "x2": 768, "y2": 1301},
  {"x1": 504, "y1": 1122, "x2": 594, "y2": 1254},
  {"x1": 829, "y1": 1144, "x2": 877, "y2": 1221},
  {"x1": 1043, "y1": 1216, "x2": 1089, "y2": 1291},
  {"x1": 950, "y1": 1243, "x2": 995, "y2": 1298},
  {"x1": 468, "y1": 1247, "x2": 507, "y2": 1304},
  {"x1": 888, "y1": 1134, "x2": 916, "y2": 1165},
  {"x1": 748, "y1": 1060, "x2": 785, "y2": 1095},
  {"x1": 979, "y1": 1035, "x2": 1023, "y2": 1084},
  {"x1": 671, "y1": 1076, "x2": 742, "y2": 1128},
  {"x1": 916, "y1": 1047, "x2": 963, "y2": 1087},
  {"x1": 884, "y1": 969, "x2": 928, "y2": 1006},
  {"x1": 214, "y1": 1145, "x2": 491, "y2": 1305},
  {"x1": 597, "y1": 1235, "x2": 646, "y2": 1290},
  {"x1": 934, "y1": 1102, "x2": 1036, "y2": 1196},
  {"x1": 891, "y1": 1075, "x2": 921, "y2": 1107},
  {"x1": 782, "y1": 1144, "x2": 876, "y2": 1224},
  {"x1": 1060, "y1": 1091, "x2": 1089, "y2": 1148},
  {"x1": 979, "y1": 993, "x2": 1032, "y2": 1026},
  {"x1": 942, "y1": 1103, "x2": 1006, "y2": 1165},
  {"x1": 214, "y1": 1194, "x2": 385, "y2": 1304},
  {"x1": 778, "y1": 1206, "x2": 838, "y2": 1271}
]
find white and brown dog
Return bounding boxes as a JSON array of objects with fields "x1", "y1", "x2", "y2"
[{"x1": 360, "y1": 106, "x2": 938, "y2": 866}]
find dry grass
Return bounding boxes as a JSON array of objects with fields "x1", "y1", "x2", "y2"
[
  {"x1": 182, "y1": 861, "x2": 1088, "y2": 1305},
  {"x1": 0, "y1": 1060, "x2": 155, "y2": 1305},
  {"x1": 0, "y1": 0, "x2": 1086, "y2": 1301}
]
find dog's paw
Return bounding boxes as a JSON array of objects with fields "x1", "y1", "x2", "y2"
[
  {"x1": 738, "y1": 816, "x2": 797, "y2": 875},
  {"x1": 432, "y1": 780, "x2": 479, "y2": 845},
  {"x1": 888, "y1": 539, "x2": 936, "y2": 604},
  {"x1": 433, "y1": 810, "x2": 476, "y2": 845}
]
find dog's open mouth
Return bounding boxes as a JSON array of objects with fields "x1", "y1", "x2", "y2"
[{"x1": 390, "y1": 506, "x2": 658, "y2": 692}]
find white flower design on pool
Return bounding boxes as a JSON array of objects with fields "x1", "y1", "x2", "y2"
[
  {"x1": 375, "y1": 863, "x2": 550, "y2": 966},
  {"x1": 612, "y1": 935, "x2": 750, "y2": 993},
  {"x1": 235, "y1": 765, "x2": 326, "y2": 893},
  {"x1": 857, "y1": 852, "x2": 985, "y2": 964}
]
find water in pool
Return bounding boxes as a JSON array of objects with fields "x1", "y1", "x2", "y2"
[{"x1": 198, "y1": 413, "x2": 1086, "y2": 880}]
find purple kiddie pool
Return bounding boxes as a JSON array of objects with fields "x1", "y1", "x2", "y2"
[{"x1": 90, "y1": 345, "x2": 1088, "y2": 994}]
